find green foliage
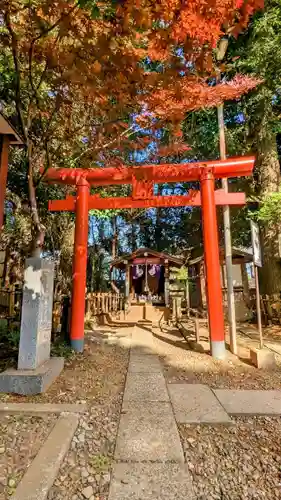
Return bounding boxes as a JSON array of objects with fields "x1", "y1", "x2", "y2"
[
  {"x1": 180, "y1": 0, "x2": 281, "y2": 254},
  {"x1": 257, "y1": 192, "x2": 281, "y2": 224},
  {"x1": 51, "y1": 340, "x2": 75, "y2": 359},
  {"x1": 5, "y1": 329, "x2": 21, "y2": 348},
  {"x1": 176, "y1": 266, "x2": 188, "y2": 281},
  {"x1": 0, "y1": 323, "x2": 20, "y2": 348},
  {"x1": 89, "y1": 454, "x2": 111, "y2": 472},
  {"x1": 89, "y1": 209, "x2": 121, "y2": 219}
]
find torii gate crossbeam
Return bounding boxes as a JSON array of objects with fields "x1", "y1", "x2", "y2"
[{"x1": 44, "y1": 156, "x2": 255, "y2": 359}]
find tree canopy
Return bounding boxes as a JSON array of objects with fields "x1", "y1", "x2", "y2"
[{"x1": 0, "y1": 0, "x2": 271, "y2": 293}]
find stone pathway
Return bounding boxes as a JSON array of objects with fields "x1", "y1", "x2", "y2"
[
  {"x1": 109, "y1": 326, "x2": 194, "y2": 499},
  {"x1": 168, "y1": 384, "x2": 231, "y2": 424},
  {"x1": 108, "y1": 325, "x2": 281, "y2": 500}
]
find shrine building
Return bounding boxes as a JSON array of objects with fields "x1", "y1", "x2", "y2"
[{"x1": 111, "y1": 248, "x2": 184, "y2": 322}]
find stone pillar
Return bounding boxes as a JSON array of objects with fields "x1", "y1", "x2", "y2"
[
  {"x1": 0, "y1": 258, "x2": 64, "y2": 394},
  {"x1": 18, "y1": 259, "x2": 54, "y2": 370},
  {"x1": 175, "y1": 296, "x2": 182, "y2": 321}
]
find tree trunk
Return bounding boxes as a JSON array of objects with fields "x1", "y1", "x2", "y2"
[
  {"x1": 131, "y1": 221, "x2": 137, "y2": 252},
  {"x1": 155, "y1": 208, "x2": 162, "y2": 252},
  {"x1": 112, "y1": 217, "x2": 117, "y2": 260},
  {"x1": 27, "y1": 144, "x2": 45, "y2": 257},
  {"x1": 256, "y1": 132, "x2": 281, "y2": 295}
]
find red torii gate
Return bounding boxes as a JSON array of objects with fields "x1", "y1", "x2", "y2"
[{"x1": 45, "y1": 156, "x2": 255, "y2": 359}]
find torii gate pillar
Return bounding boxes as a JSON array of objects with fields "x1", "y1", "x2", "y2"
[
  {"x1": 70, "y1": 177, "x2": 89, "y2": 352},
  {"x1": 201, "y1": 168, "x2": 225, "y2": 358}
]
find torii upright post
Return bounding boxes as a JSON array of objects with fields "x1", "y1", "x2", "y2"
[
  {"x1": 70, "y1": 178, "x2": 89, "y2": 352},
  {"x1": 44, "y1": 156, "x2": 255, "y2": 358},
  {"x1": 200, "y1": 167, "x2": 225, "y2": 358}
]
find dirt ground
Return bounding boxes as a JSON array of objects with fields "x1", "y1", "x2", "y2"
[
  {"x1": 147, "y1": 324, "x2": 281, "y2": 389},
  {"x1": 0, "y1": 329, "x2": 130, "y2": 404},
  {"x1": 0, "y1": 328, "x2": 130, "y2": 499},
  {"x1": 0, "y1": 414, "x2": 57, "y2": 498},
  {"x1": 1, "y1": 322, "x2": 281, "y2": 499},
  {"x1": 47, "y1": 327, "x2": 130, "y2": 500}
]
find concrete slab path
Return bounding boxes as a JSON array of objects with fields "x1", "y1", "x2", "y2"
[
  {"x1": 123, "y1": 372, "x2": 169, "y2": 402},
  {"x1": 215, "y1": 389, "x2": 281, "y2": 416},
  {"x1": 0, "y1": 402, "x2": 87, "y2": 414},
  {"x1": 11, "y1": 414, "x2": 79, "y2": 500},
  {"x1": 128, "y1": 352, "x2": 162, "y2": 373},
  {"x1": 109, "y1": 324, "x2": 281, "y2": 499},
  {"x1": 168, "y1": 383, "x2": 232, "y2": 424},
  {"x1": 109, "y1": 463, "x2": 194, "y2": 500},
  {"x1": 115, "y1": 401, "x2": 184, "y2": 462},
  {"x1": 13, "y1": 324, "x2": 281, "y2": 500},
  {"x1": 111, "y1": 326, "x2": 192, "y2": 499}
]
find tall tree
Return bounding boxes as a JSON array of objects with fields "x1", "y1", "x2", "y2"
[
  {"x1": 182, "y1": 0, "x2": 281, "y2": 294},
  {"x1": 234, "y1": 0, "x2": 281, "y2": 294}
]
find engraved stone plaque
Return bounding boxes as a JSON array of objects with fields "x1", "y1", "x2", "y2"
[{"x1": 18, "y1": 258, "x2": 55, "y2": 370}]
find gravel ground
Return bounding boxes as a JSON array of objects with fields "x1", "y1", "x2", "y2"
[
  {"x1": 3, "y1": 322, "x2": 281, "y2": 499},
  {"x1": 0, "y1": 414, "x2": 57, "y2": 499},
  {"x1": 46, "y1": 328, "x2": 130, "y2": 500},
  {"x1": 151, "y1": 326, "x2": 281, "y2": 389},
  {"x1": 179, "y1": 417, "x2": 281, "y2": 500},
  {"x1": 0, "y1": 328, "x2": 130, "y2": 404}
]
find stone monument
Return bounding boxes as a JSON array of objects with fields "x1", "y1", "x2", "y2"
[{"x1": 0, "y1": 258, "x2": 64, "y2": 395}]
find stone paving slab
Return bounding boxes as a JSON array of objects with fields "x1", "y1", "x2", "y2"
[
  {"x1": 108, "y1": 463, "x2": 194, "y2": 500},
  {"x1": 214, "y1": 389, "x2": 281, "y2": 416},
  {"x1": 131, "y1": 348, "x2": 154, "y2": 355},
  {"x1": 123, "y1": 373, "x2": 169, "y2": 402},
  {"x1": 168, "y1": 384, "x2": 232, "y2": 424},
  {"x1": 115, "y1": 401, "x2": 184, "y2": 462},
  {"x1": 130, "y1": 328, "x2": 155, "y2": 353},
  {"x1": 128, "y1": 353, "x2": 162, "y2": 373},
  {"x1": 0, "y1": 402, "x2": 87, "y2": 414},
  {"x1": 11, "y1": 414, "x2": 79, "y2": 500}
]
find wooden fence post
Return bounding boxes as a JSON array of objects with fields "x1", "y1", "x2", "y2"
[{"x1": 8, "y1": 285, "x2": 15, "y2": 317}]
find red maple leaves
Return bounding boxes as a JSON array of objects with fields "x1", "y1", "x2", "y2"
[
  {"x1": 145, "y1": 75, "x2": 261, "y2": 120},
  {"x1": 2, "y1": 0, "x2": 264, "y2": 166}
]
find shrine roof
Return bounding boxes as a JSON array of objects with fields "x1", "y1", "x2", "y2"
[
  {"x1": 111, "y1": 248, "x2": 184, "y2": 269},
  {"x1": 188, "y1": 245, "x2": 253, "y2": 265},
  {"x1": 0, "y1": 112, "x2": 23, "y2": 144}
]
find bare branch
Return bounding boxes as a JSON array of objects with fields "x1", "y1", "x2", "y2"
[{"x1": 72, "y1": 124, "x2": 143, "y2": 163}]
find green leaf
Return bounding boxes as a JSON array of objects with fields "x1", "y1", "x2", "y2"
[{"x1": 91, "y1": 5, "x2": 100, "y2": 18}]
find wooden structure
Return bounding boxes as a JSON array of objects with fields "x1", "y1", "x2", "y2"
[
  {"x1": 188, "y1": 246, "x2": 254, "y2": 319},
  {"x1": 0, "y1": 113, "x2": 23, "y2": 230},
  {"x1": 45, "y1": 155, "x2": 255, "y2": 358},
  {"x1": 111, "y1": 248, "x2": 184, "y2": 321},
  {"x1": 86, "y1": 292, "x2": 124, "y2": 318}
]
